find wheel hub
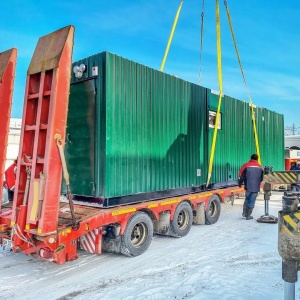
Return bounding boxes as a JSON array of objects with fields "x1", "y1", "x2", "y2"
[
  {"x1": 177, "y1": 210, "x2": 189, "y2": 230},
  {"x1": 131, "y1": 223, "x2": 147, "y2": 247}
]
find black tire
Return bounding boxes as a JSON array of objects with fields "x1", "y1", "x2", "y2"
[
  {"x1": 170, "y1": 202, "x2": 193, "y2": 237},
  {"x1": 121, "y1": 212, "x2": 153, "y2": 257},
  {"x1": 205, "y1": 195, "x2": 221, "y2": 225}
]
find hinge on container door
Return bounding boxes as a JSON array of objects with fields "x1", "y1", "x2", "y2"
[{"x1": 90, "y1": 182, "x2": 96, "y2": 195}]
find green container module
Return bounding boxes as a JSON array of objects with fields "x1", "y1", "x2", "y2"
[
  {"x1": 64, "y1": 51, "x2": 284, "y2": 206},
  {"x1": 207, "y1": 91, "x2": 284, "y2": 185}
]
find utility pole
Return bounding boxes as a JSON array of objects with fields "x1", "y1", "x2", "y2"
[{"x1": 285, "y1": 124, "x2": 300, "y2": 135}]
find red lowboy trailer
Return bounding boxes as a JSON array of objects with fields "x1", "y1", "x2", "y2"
[{"x1": 0, "y1": 26, "x2": 244, "y2": 264}]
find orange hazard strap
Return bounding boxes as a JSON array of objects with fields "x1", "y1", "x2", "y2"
[
  {"x1": 224, "y1": 0, "x2": 261, "y2": 164},
  {"x1": 264, "y1": 171, "x2": 298, "y2": 184}
]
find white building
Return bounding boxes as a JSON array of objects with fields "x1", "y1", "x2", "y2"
[
  {"x1": 285, "y1": 135, "x2": 300, "y2": 149},
  {"x1": 5, "y1": 118, "x2": 22, "y2": 170}
]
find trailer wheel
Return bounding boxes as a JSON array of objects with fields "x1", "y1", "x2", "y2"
[
  {"x1": 170, "y1": 202, "x2": 193, "y2": 237},
  {"x1": 205, "y1": 195, "x2": 221, "y2": 225},
  {"x1": 121, "y1": 212, "x2": 153, "y2": 257}
]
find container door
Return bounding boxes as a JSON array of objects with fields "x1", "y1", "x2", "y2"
[{"x1": 65, "y1": 79, "x2": 96, "y2": 196}]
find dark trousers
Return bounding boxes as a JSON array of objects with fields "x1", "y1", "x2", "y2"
[
  {"x1": 8, "y1": 189, "x2": 14, "y2": 201},
  {"x1": 245, "y1": 191, "x2": 258, "y2": 209}
]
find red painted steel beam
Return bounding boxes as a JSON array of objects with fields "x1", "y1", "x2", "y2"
[
  {"x1": 12, "y1": 26, "x2": 74, "y2": 236},
  {"x1": 12, "y1": 183, "x2": 243, "y2": 263},
  {"x1": 0, "y1": 48, "x2": 17, "y2": 208}
]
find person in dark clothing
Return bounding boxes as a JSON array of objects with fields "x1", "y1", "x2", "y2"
[
  {"x1": 4, "y1": 159, "x2": 17, "y2": 201},
  {"x1": 238, "y1": 154, "x2": 264, "y2": 220},
  {"x1": 290, "y1": 160, "x2": 300, "y2": 191}
]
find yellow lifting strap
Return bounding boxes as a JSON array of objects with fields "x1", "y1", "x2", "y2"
[
  {"x1": 160, "y1": 0, "x2": 184, "y2": 72},
  {"x1": 206, "y1": 0, "x2": 223, "y2": 186},
  {"x1": 224, "y1": 0, "x2": 261, "y2": 164}
]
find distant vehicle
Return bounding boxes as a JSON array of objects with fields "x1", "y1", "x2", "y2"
[{"x1": 285, "y1": 135, "x2": 300, "y2": 170}]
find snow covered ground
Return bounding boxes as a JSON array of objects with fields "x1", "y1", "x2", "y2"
[{"x1": 0, "y1": 192, "x2": 299, "y2": 300}]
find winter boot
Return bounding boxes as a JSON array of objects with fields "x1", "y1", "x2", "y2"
[
  {"x1": 242, "y1": 202, "x2": 247, "y2": 217},
  {"x1": 246, "y1": 207, "x2": 253, "y2": 220}
]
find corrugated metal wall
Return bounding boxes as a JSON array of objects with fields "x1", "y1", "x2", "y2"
[
  {"x1": 208, "y1": 92, "x2": 256, "y2": 184},
  {"x1": 256, "y1": 107, "x2": 284, "y2": 170},
  {"x1": 105, "y1": 53, "x2": 207, "y2": 198},
  {"x1": 208, "y1": 91, "x2": 284, "y2": 184},
  {"x1": 67, "y1": 51, "x2": 284, "y2": 199},
  {"x1": 66, "y1": 53, "x2": 106, "y2": 197}
]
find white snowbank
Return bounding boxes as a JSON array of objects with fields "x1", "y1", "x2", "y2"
[{"x1": 0, "y1": 192, "x2": 298, "y2": 299}]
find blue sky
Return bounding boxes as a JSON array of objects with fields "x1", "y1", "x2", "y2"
[{"x1": 1, "y1": 0, "x2": 300, "y2": 133}]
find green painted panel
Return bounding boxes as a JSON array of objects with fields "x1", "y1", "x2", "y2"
[
  {"x1": 256, "y1": 107, "x2": 284, "y2": 170},
  {"x1": 67, "y1": 51, "x2": 284, "y2": 199},
  {"x1": 65, "y1": 79, "x2": 96, "y2": 196},
  {"x1": 69, "y1": 53, "x2": 106, "y2": 197},
  {"x1": 105, "y1": 53, "x2": 207, "y2": 197},
  {"x1": 208, "y1": 89, "x2": 284, "y2": 184}
]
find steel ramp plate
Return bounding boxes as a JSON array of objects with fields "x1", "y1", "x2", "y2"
[
  {"x1": 0, "y1": 48, "x2": 16, "y2": 81},
  {"x1": 28, "y1": 25, "x2": 74, "y2": 74}
]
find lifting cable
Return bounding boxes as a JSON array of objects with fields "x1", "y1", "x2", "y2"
[
  {"x1": 206, "y1": 0, "x2": 223, "y2": 187},
  {"x1": 224, "y1": 0, "x2": 261, "y2": 164},
  {"x1": 198, "y1": 0, "x2": 205, "y2": 85},
  {"x1": 160, "y1": 0, "x2": 184, "y2": 72}
]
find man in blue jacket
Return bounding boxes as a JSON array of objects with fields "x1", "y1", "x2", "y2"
[
  {"x1": 290, "y1": 160, "x2": 300, "y2": 191},
  {"x1": 238, "y1": 154, "x2": 264, "y2": 220}
]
